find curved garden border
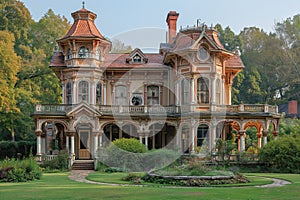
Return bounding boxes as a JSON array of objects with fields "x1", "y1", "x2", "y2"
[{"x1": 68, "y1": 170, "x2": 291, "y2": 188}]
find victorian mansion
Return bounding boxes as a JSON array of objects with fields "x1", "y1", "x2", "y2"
[{"x1": 32, "y1": 6, "x2": 281, "y2": 161}]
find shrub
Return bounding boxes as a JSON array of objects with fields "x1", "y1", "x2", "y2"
[
  {"x1": 40, "y1": 150, "x2": 69, "y2": 171},
  {"x1": 259, "y1": 135, "x2": 300, "y2": 173},
  {"x1": 112, "y1": 138, "x2": 147, "y2": 153},
  {"x1": 0, "y1": 157, "x2": 42, "y2": 182}
]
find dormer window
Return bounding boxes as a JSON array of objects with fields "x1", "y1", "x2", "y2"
[
  {"x1": 67, "y1": 48, "x2": 72, "y2": 60},
  {"x1": 125, "y1": 48, "x2": 148, "y2": 64},
  {"x1": 78, "y1": 46, "x2": 90, "y2": 58},
  {"x1": 96, "y1": 49, "x2": 101, "y2": 60},
  {"x1": 133, "y1": 54, "x2": 142, "y2": 63}
]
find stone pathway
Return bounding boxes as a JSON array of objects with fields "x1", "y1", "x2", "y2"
[
  {"x1": 69, "y1": 170, "x2": 291, "y2": 188},
  {"x1": 255, "y1": 177, "x2": 291, "y2": 188}
]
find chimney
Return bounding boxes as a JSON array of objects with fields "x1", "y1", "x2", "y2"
[
  {"x1": 288, "y1": 100, "x2": 298, "y2": 115},
  {"x1": 166, "y1": 11, "x2": 179, "y2": 44}
]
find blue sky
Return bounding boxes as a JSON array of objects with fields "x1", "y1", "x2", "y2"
[{"x1": 22, "y1": 0, "x2": 300, "y2": 52}]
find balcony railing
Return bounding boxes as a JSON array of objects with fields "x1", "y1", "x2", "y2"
[{"x1": 34, "y1": 104, "x2": 279, "y2": 115}]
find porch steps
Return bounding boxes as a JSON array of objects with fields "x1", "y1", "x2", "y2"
[{"x1": 72, "y1": 160, "x2": 94, "y2": 170}]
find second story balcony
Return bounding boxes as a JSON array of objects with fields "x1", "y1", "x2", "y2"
[{"x1": 33, "y1": 104, "x2": 280, "y2": 117}]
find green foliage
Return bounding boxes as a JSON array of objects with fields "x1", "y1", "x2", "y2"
[
  {"x1": 0, "y1": 141, "x2": 36, "y2": 159},
  {"x1": 112, "y1": 138, "x2": 147, "y2": 153},
  {"x1": 279, "y1": 118, "x2": 300, "y2": 136},
  {"x1": 259, "y1": 135, "x2": 300, "y2": 173},
  {"x1": 0, "y1": 157, "x2": 42, "y2": 182},
  {"x1": 0, "y1": 1, "x2": 71, "y2": 143},
  {"x1": 40, "y1": 150, "x2": 69, "y2": 171}
]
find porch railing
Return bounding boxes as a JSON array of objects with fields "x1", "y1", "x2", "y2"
[
  {"x1": 34, "y1": 104, "x2": 279, "y2": 115},
  {"x1": 42, "y1": 155, "x2": 57, "y2": 162}
]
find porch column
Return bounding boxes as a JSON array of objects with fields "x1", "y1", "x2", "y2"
[
  {"x1": 191, "y1": 120, "x2": 196, "y2": 154},
  {"x1": 257, "y1": 134, "x2": 262, "y2": 149},
  {"x1": 145, "y1": 136, "x2": 148, "y2": 149},
  {"x1": 36, "y1": 131, "x2": 42, "y2": 160},
  {"x1": 94, "y1": 133, "x2": 99, "y2": 156},
  {"x1": 239, "y1": 130, "x2": 246, "y2": 152},
  {"x1": 211, "y1": 120, "x2": 217, "y2": 151},
  {"x1": 99, "y1": 130, "x2": 103, "y2": 147},
  {"x1": 70, "y1": 135, "x2": 75, "y2": 160},
  {"x1": 66, "y1": 136, "x2": 69, "y2": 153},
  {"x1": 139, "y1": 136, "x2": 143, "y2": 144},
  {"x1": 263, "y1": 130, "x2": 268, "y2": 146}
]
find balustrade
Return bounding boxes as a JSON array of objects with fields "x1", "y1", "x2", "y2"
[{"x1": 34, "y1": 104, "x2": 279, "y2": 115}]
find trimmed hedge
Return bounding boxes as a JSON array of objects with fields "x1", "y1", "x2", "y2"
[{"x1": 0, "y1": 141, "x2": 36, "y2": 159}]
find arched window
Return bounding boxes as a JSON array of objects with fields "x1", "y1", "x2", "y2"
[
  {"x1": 67, "y1": 48, "x2": 72, "y2": 60},
  {"x1": 115, "y1": 86, "x2": 127, "y2": 105},
  {"x1": 96, "y1": 82, "x2": 102, "y2": 105},
  {"x1": 78, "y1": 81, "x2": 89, "y2": 102},
  {"x1": 147, "y1": 85, "x2": 159, "y2": 105},
  {"x1": 96, "y1": 49, "x2": 101, "y2": 60},
  {"x1": 198, "y1": 46, "x2": 209, "y2": 61},
  {"x1": 78, "y1": 46, "x2": 90, "y2": 58},
  {"x1": 66, "y1": 82, "x2": 72, "y2": 104},
  {"x1": 216, "y1": 79, "x2": 221, "y2": 105},
  {"x1": 197, "y1": 124, "x2": 209, "y2": 147},
  {"x1": 181, "y1": 78, "x2": 190, "y2": 105},
  {"x1": 197, "y1": 77, "x2": 209, "y2": 104}
]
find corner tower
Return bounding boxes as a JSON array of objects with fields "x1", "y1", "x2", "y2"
[{"x1": 50, "y1": 5, "x2": 111, "y2": 105}]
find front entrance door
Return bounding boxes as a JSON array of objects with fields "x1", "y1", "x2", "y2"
[{"x1": 78, "y1": 130, "x2": 91, "y2": 159}]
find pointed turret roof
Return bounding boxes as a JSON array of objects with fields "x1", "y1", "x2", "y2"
[{"x1": 57, "y1": 6, "x2": 105, "y2": 42}]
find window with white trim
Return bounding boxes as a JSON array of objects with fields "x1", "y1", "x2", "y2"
[
  {"x1": 96, "y1": 82, "x2": 102, "y2": 105},
  {"x1": 115, "y1": 86, "x2": 127, "y2": 105},
  {"x1": 78, "y1": 46, "x2": 90, "y2": 58},
  {"x1": 197, "y1": 77, "x2": 209, "y2": 104},
  {"x1": 66, "y1": 82, "x2": 72, "y2": 104},
  {"x1": 181, "y1": 78, "x2": 190, "y2": 105},
  {"x1": 78, "y1": 81, "x2": 89, "y2": 102},
  {"x1": 147, "y1": 85, "x2": 159, "y2": 105},
  {"x1": 197, "y1": 124, "x2": 209, "y2": 147},
  {"x1": 216, "y1": 79, "x2": 221, "y2": 105}
]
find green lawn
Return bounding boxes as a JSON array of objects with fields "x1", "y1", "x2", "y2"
[{"x1": 0, "y1": 172, "x2": 299, "y2": 200}]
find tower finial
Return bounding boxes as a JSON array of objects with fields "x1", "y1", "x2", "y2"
[{"x1": 82, "y1": 1, "x2": 85, "y2": 9}]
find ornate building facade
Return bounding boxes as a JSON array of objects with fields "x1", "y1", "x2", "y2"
[{"x1": 32, "y1": 6, "x2": 281, "y2": 161}]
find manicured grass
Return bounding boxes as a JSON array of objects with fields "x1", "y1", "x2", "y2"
[
  {"x1": 86, "y1": 172, "x2": 145, "y2": 184},
  {"x1": 0, "y1": 172, "x2": 300, "y2": 200}
]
